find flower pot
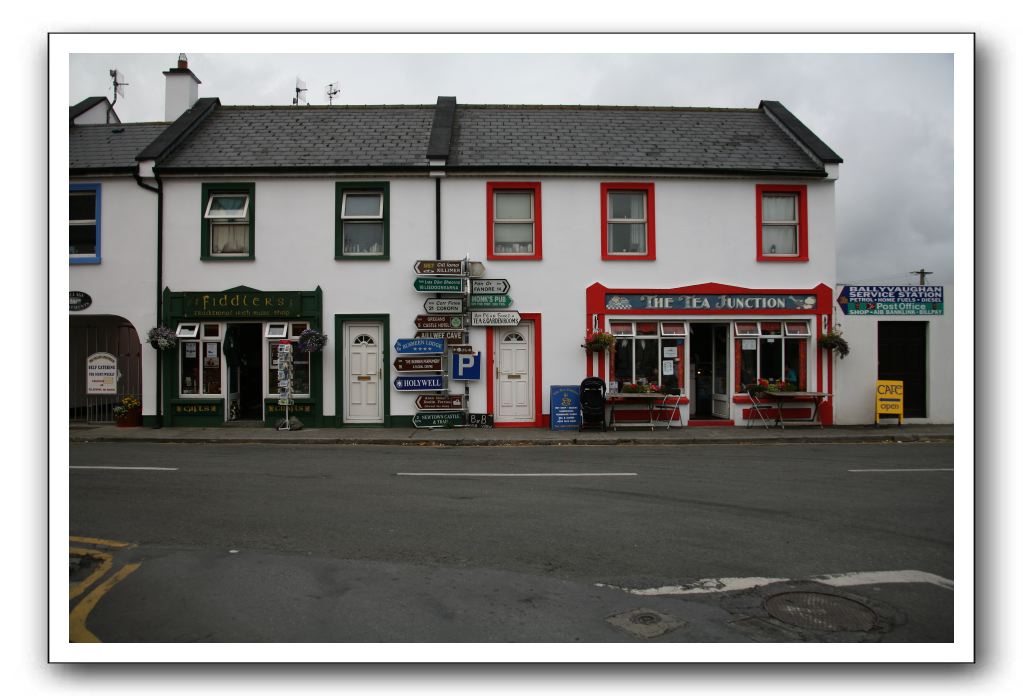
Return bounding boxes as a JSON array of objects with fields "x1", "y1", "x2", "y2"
[{"x1": 116, "y1": 409, "x2": 142, "y2": 427}]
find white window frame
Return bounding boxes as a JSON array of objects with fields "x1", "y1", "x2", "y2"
[
  {"x1": 176, "y1": 323, "x2": 200, "y2": 339},
  {"x1": 761, "y1": 192, "x2": 799, "y2": 257},
  {"x1": 267, "y1": 322, "x2": 311, "y2": 398},
  {"x1": 178, "y1": 323, "x2": 224, "y2": 397},
  {"x1": 340, "y1": 191, "x2": 385, "y2": 256},
  {"x1": 492, "y1": 189, "x2": 535, "y2": 255},
  {"x1": 264, "y1": 323, "x2": 287, "y2": 339},
  {"x1": 69, "y1": 188, "x2": 99, "y2": 261},
  {"x1": 607, "y1": 190, "x2": 648, "y2": 255},
  {"x1": 204, "y1": 193, "x2": 250, "y2": 220}
]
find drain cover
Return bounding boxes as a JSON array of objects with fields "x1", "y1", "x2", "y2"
[
  {"x1": 764, "y1": 592, "x2": 878, "y2": 632},
  {"x1": 606, "y1": 608, "x2": 686, "y2": 639}
]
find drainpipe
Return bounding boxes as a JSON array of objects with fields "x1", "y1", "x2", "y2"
[
  {"x1": 134, "y1": 168, "x2": 163, "y2": 428},
  {"x1": 435, "y1": 178, "x2": 442, "y2": 260}
]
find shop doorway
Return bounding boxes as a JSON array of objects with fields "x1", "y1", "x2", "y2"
[
  {"x1": 690, "y1": 323, "x2": 730, "y2": 419},
  {"x1": 226, "y1": 323, "x2": 263, "y2": 421},
  {"x1": 878, "y1": 321, "x2": 927, "y2": 418}
]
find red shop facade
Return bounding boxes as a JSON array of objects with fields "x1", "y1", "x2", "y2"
[{"x1": 585, "y1": 282, "x2": 835, "y2": 426}]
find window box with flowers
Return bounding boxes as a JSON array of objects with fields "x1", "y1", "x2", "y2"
[{"x1": 112, "y1": 395, "x2": 142, "y2": 427}]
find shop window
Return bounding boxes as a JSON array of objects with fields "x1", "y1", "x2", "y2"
[
  {"x1": 756, "y1": 184, "x2": 808, "y2": 262},
  {"x1": 735, "y1": 321, "x2": 807, "y2": 391},
  {"x1": 264, "y1": 323, "x2": 287, "y2": 339},
  {"x1": 336, "y1": 182, "x2": 389, "y2": 259},
  {"x1": 610, "y1": 321, "x2": 685, "y2": 393},
  {"x1": 201, "y1": 183, "x2": 255, "y2": 260},
  {"x1": 179, "y1": 323, "x2": 223, "y2": 396},
  {"x1": 487, "y1": 182, "x2": 542, "y2": 260},
  {"x1": 268, "y1": 322, "x2": 311, "y2": 397},
  {"x1": 70, "y1": 184, "x2": 101, "y2": 264},
  {"x1": 601, "y1": 183, "x2": 655, "y2": 260}
]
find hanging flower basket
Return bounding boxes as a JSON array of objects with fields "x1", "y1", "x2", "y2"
[
  {"x1": 297, "y1": 328, "x2": 328, "y2": 353},
  {"x1": 146, "y1": 326, "x2": 177, "y2": 351},
  {"x1": 818, "y1": 329, "x2": 850, "y2": 359},
  {"x1": 581, "y1": 330, "x2": 615, "y2": 353}
]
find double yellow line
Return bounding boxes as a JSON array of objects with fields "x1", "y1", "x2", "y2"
[{"x1": 69, "y1": 536, "x2": 140, "y2": 643}]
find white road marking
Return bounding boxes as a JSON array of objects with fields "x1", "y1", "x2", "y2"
[
  {"x1": 396, "y1": 472, "x2": 637, "y2": 477},
  {"x1": 597, "y1": 569, "x2": 954, "y2": 595},
  {"x1": 848, "y1": 468, "x2": 954, "y2": 472},
  {"x1": 70, "y1": 466, "x2": 179, "y2": 471}
]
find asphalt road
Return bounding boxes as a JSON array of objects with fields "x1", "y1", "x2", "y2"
[{"x1": 68, "y1": 442, "x2": 955, "y2": 643}]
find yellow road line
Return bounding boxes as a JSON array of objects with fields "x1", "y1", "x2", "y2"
[
  {"x1": 69, "y1": 547, "x2": 112, "y2": 600},
  {"x1": 69, "y1": 562, "x2": 141, "y2": 643},
  {"x1": 69, "y1": 535, "x2": 134, "y2": 549}
]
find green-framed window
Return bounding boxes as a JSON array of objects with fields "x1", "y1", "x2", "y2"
[
  {"x1": 201, "y1": 182, "x2": 255, "y2": 260},
  {"x1": 335, "y1": 181, "x2": 389, "y2": 260}
]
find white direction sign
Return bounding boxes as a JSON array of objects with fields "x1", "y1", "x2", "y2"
[
  {"x1": 470, "y1": 311, "x2": 521, "y2": 327},
  {"x1": 424, "y1": 297, "x2": 465, "y2": 314},
  {"x1": 470, "y1": 278, "x2": 510, "y2": 295}
]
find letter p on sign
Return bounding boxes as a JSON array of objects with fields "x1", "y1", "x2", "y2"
[{"x1": 453, "y1": 352, "x2": 482, "y2": 381}]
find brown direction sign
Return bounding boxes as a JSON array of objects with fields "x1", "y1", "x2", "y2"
[
  {"x1": 415, "y1": 330, "x2": 466, "y2": 340},
  {"x1": 414, "y1": 259, "x2": 464, "y2": 275},
  {"x1": 394, "y1": 356, "x2": 444, "y2": 372},
  {"x1": 447, "y1": 344, "x2": 474, "y2": 355},
  {"x1": 414, "y1": 314, "x2": 464, "y2": 330},
  {"x1": 415, "y1": 394, "x2": 466, "y2": 410}
]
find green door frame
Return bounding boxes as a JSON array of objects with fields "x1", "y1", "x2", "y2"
[{"x1": 334, "y1": 314, "x2": 391, "y2": 427}]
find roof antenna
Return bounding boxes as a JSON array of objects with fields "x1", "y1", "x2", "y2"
[
  {"x1": 107, "y1": 68, "x2": 128, "y2": 124},
  {"x1": 325, "y1": 81, "x2": 340, "y2": 106},
  {"x1": 292, "y1": 77, "x2": 308, "y2": 106}
]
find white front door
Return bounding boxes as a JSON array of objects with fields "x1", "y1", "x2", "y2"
[
  {"x1": 495, "y1": 322, "x2": 534, "y2": 423},
  {"x1": 344, "y1": 322, "x2": 383, "y2": 423}
]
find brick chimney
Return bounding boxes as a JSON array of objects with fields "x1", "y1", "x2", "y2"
[{"x1": 163, "y1": 53, "x2": 201, "y2": 121}]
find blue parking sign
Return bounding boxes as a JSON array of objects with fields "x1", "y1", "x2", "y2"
[{"x1": 452, "y1": 352, "x2": 482, "y2": 381}]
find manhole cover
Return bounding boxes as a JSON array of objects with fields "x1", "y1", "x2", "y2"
[
  {"x1": 764, "y1": 592, "x2": 878, "y2": 632},
  {"x1": 606, "y1": 608, "x2": 686, "y2": 639}
]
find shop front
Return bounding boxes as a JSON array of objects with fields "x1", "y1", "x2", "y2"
[
  {"x1": 585, "y1": 282, "x2": 834, "y2": 426},
  {"x1": 161, "y1": 286, "x2": 324, "y2": 426}
]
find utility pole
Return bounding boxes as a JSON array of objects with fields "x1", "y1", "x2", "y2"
[{"x1": 910, "y1": 268, "x2": 933, "y2": 285}]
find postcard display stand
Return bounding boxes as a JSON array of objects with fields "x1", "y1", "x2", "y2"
[{"x1": 277, "y1": 341, "x2": 294, "y2": 430}]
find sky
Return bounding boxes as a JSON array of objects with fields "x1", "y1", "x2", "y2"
[{"x1": 67, "y1": 40, "x2": 960, "y2": 288}]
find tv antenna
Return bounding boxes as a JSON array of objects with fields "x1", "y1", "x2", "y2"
[
  {"x1": 108, "y1": 68, "x2": 128, "y2": 123},
  {"x1": 292, "y1": 77, "x2": 308, "y2": 106},
  {"x1": 325, "y1": 81, "x2": 340, "y2": 106}
]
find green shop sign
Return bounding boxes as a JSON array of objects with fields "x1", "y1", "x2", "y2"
[{"x1": 181, "y1": 290, "x2": 303, "y2": 319}]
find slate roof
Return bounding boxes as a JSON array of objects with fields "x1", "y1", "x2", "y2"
[
  {"x1": 70, "y1": 123, "x2": 170, "y2": 173},
  {"x1": 156, "y1": 105, "x2": 436, "y2": 172},
  {"x1": 446, "y1": 105, "x2": 828, "y2": 174}
]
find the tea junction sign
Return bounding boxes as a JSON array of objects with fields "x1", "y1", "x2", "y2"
[{"x1": 403, "y1": 257, "x2": 516, "y2": 428}]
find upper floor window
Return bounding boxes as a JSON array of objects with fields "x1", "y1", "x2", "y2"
[
  {"x1": 70, "y1": 184, "x2": 100, "y2": 264},
  {"x1": 336, "y1": 182, "x2": 389, "y2": 259},
  {"x1": 201, "y1": 183, "x2": 255, "y2": 260},
  {"x1": 487, "y1": 182, "x2": 542, "y2": 260},
  {"x1": 601, "y1": 182, "x2": 655, "y2": 260},
  {"x1": 756, "y1": 184, "x2": 808, "y2": 262}
]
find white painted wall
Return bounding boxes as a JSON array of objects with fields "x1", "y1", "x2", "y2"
[
  {"x1": 159, "y1": 174, "x2": 837, "y2": 421},
  {"x1": 832, "y1": 285, "x2": 953, "y2": 424},
  {"x1": 69, "y1": 176, "x2": 160, "y2": 414}
]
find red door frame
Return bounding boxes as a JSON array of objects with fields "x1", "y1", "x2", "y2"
[{"x1": 486, "y1": 313, "x2": 543, "y2": 428}]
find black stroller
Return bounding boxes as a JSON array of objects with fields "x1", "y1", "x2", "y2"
[{"x1": 579, "y1": 377, "x2": 607, "y2": 431}]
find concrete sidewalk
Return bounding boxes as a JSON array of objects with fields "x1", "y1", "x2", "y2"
[{"x1": 69, "y1": 422, "x2": 953, "y2": 446}]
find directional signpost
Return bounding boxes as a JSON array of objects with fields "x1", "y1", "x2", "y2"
[
  {"x1": 415, "y1": 330, "x2": 467, "y2": 340},
  {"x1": 470, "y1": 278, "x2": 510, "y2": 295},
  {"x1": 394, "y1": 337, "x2": 446, "y2": 355},
  {"x1": 414, "y1": 315, "x2": 464, "y2": 330},
  {"x1": 413, "y1": 260, "x2": 464, "y2": 275},
  {"x1": 414, "y1": 277, "x2": 464, "y2": 294},
  {"x1": 415, "y1": 394, "x2": 466, "y2": 410},
  {"x1": 412, "y1": 411, "x2": 464, "y2": 429},
  {"x1": 447, "y1": 344, "x2": 474, "y2": 355},
  {"x1": 469, "y1": 294, "x2": 513, "y2": 309},
  {"x1": 470, "y1": 311, "x2": 521, "y2": 327},
  {"x1": 424, "y1": 298, "x2": 465, "y2": 314},
  {"x1": 394, "y1": 356, "x2": 444, "y2": 372},
  {"x1": 394, "y1": 375, "x2": 446, "y2": 391}
]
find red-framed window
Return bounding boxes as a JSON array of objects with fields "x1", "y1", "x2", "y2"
[
  {"x1": 601, "y1": 182, "x2": 655, "y2": 261},
  {"x1": 486, "y1": 182, "x2": 542, "y2": 260},
  {"x1": 756, "y1": 184, "x2": 808, "y2": 262}
]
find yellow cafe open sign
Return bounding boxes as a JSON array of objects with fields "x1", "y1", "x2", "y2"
[{"x1": 875, "y1": 380, "x2": 904, "y2": 425}]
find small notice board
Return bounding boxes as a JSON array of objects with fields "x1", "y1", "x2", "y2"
[
  {"x1": 550, "y1": 385, "x2": 581, "y2": 431},
  {"x1": 875, "y1": 380, "x2": 904, "y2": 425}
]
